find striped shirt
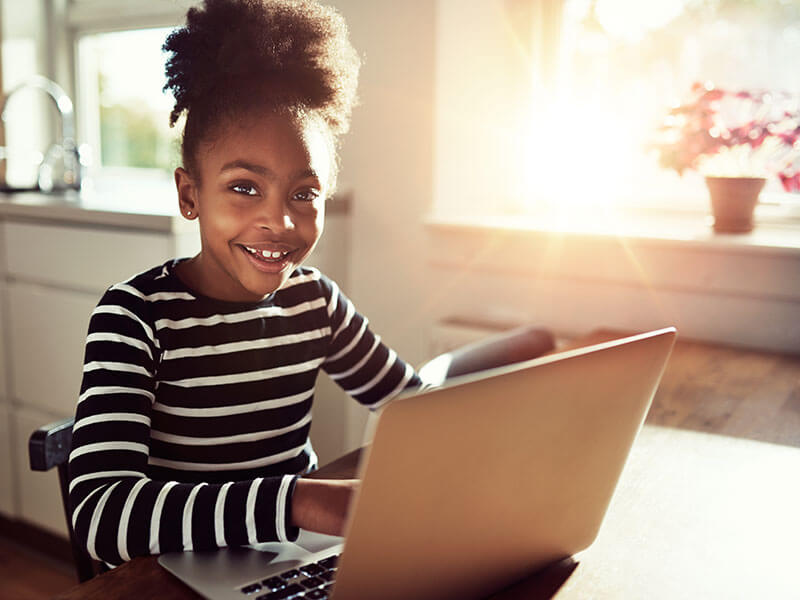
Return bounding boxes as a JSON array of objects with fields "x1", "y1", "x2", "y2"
[{"x1": 68, "y1": 259, "x2": 420, "y2": 565}]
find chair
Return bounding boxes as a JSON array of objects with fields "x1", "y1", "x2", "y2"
[{"x1": 29, "y1": 416, "x2": 97, "y2": 582}]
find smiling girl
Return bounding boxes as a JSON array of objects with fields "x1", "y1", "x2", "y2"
[{"x1": 68, "y1": 0, "x2": 423, "y2": 566}]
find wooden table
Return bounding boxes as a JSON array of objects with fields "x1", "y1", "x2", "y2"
[{"x1": 54, "y1": 335, "x2": 800, "y2": 599}]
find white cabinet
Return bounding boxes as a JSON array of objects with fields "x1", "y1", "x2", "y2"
[
  {"x1": 4, "y1": 221, "x2": 171, "y2": 292},
  {"x1": 0, "y1": 404, "x2": 15, "y2": 516},
  {"x1": 0, "y1": 280, "x2": 7, "y2": 400},
  {"x1": 12, "y1": 406, "x2": 69, "y2": 536},
  {"x1": 0, "y1": 236, "x2": 14, "y2": 517},
  {"x1": 0, "y1": 217, "x2": 200, "y2": 535},
  {"x1": 8, "y1": 282, "x2": 99, "y2": 416}
]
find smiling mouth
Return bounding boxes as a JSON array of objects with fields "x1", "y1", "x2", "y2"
[{"x1": 241, "y1": 245, "x2": 294, "y2": 263}]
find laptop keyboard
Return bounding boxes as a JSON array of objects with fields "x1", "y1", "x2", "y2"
[{"x1": 239, "y1": 554, "x2": 340, "y2": 599}]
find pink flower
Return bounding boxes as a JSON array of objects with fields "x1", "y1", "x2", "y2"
[
  {"x1": 780, "y1": 172, "x2": 800, "y2": 193},
  {"x1": 655, "y1": 83, "x2": 800, "y2": 190}
]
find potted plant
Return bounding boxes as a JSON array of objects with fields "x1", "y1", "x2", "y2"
[{"x1": 655, "y1": 82, "x2": 800, "y2": 233}]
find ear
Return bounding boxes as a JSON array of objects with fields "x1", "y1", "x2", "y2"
[{"x1": 175, "y1": 167, "x2": 199, "y2": 220}]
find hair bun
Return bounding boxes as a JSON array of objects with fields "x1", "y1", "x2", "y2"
[{"x1": 163, "y1": 0, "x2": 360, "y2": 134}]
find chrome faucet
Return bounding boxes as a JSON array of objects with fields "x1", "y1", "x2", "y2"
[{"x1": 0, "y1": 75, "x2": 85, "y2": 192}]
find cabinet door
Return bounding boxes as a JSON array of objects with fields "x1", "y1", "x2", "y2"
[
  {"x1": 3, "y1": 221, "x2": 171, "y2": 293},
  {"x1": 12, "y1": 405, "x2": 69, "y2": 538},
  {"x1": 0, "y1": 280, "x2": 7, "y2": 401},
  {"x1": 0, "y1": 404, "x2": 15, "y2": 518},
  {"x1": 8, "y1": 281, "x2": 99, "y2": 416}
]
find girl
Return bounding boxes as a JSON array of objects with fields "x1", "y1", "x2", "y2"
[{"x1": 68, "y1": 0, "x2": 423, "y2": 567}]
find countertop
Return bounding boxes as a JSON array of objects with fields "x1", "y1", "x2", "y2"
[
  {"x1": 0, "y1": 188, "x2": 191, "y2": 232},
  {"x1": 0, "y1": 188, "x2": 351, "y2": 233}
]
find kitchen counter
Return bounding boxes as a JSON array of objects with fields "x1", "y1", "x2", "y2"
[
  {"x1": 0, "y1": 189, "x2": 189, "y2": 232},
  {"x1": 0, "y1": 188, "x2": 351, "y2": 232}
]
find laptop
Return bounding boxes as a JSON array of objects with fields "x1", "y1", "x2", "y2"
[{"x1": 159, "y1": 327, "x2": 677, "y2": 600}]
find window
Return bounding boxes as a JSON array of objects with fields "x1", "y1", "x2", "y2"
[
  {"x1": 1, "y1": 1, "x2": 191, "y2": 198},
  {"x1": 433, "y1": 0, "x2": 800, "y2": 223},
  {"x1": 1, "y1": 0, "x2": 52, "y2": 188},
  {"x1": 76, "y1": 27, "x2": 180, "y2": 196},
  {"x1": 68, "y1": 1, "x2": 192, "y2": 203}
]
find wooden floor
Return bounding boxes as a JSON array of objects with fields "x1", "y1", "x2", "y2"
[
  {"x1": 2, "y1": 335, "x2": 798, "y2": 598},
  {"x1": 0, "y1": 535, "x2": 76, "y2": 599},
  {"x1": 646, "y1": 337, "x2": 800, "y2": 448}
]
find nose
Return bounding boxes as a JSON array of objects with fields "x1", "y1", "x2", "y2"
[{"x1": 256, "y1": 196, "x2": 295, "y2": 233}]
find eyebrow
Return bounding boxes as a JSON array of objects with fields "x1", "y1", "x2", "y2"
[
  {"x1": 220, "y1": 160, "x2": 275, "y2": 178},
  {"x1": 220, "y1": 160, "x2": 321, "y2": 183}
]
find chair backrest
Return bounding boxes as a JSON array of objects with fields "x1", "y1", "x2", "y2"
[{"x1": 29, "y1": 417, "x2": 98, "y2": 583}]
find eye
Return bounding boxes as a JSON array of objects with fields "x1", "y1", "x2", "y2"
[
  {"x1": 230, "y1": 182, "x2": 258, "y2": 196},
  {"x1": 292, "y1": 188, "x2": 321, "y2": 202}
]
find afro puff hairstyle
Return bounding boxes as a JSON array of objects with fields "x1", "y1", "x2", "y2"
[{"x1": 163, "y1": 0, "x2": 361, "y2": 175}]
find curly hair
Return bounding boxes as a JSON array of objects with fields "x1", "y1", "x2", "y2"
[{"x1": 163, "y1": 0, "x2": 360, "y2": 176}]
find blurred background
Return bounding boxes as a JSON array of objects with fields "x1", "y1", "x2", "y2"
[{"x1": 1, "y1": 1, "x2": 799, "y2": 597}]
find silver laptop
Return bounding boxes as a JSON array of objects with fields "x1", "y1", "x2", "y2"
[{"x1": 160, "y1": 327, "x2": 677, "y2": 600}]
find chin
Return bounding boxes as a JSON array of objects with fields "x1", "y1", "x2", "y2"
[{"x1": 243, "y1": 273, "x2": 291, "y2": 298}]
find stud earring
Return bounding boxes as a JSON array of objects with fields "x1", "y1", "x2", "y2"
[{"x1": 186, "y1": 211, "x2": 192, "y2": 216}]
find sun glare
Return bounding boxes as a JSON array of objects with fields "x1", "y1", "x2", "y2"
[
  {"x1": 519, "y1": 0, "x2": 695, "y2": 218},
  {"x1": 521, "y1": 97, "x2": 640, "y2": 215},
  {"x1": 595, "y1": 0, "x2": 686, "y2": 43}
]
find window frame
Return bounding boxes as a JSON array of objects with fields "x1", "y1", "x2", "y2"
[{"x1": 54, "y1": 1, "x2": 187, "y2": 189}]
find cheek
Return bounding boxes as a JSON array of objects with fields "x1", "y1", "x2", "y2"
[
  {"x1": 200, "y1": 206, "x2": 248, "y2": 244},
  {"x1": 312, "y1": 207, "x2": 326, "y2": 239},
  {"x1": 293, "y1": 203, "x2": 324, "y2": 237}
]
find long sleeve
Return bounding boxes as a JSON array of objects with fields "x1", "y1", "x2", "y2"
[
  {"x1": 68, "y1": 263, "x2": 422, "y2": 567},
  {"x1": 68, "y1": 285, "x2": 298, "y2": 566},
  {"x1": 321, "y1": 277, "x2": 423, "y2": 408}
]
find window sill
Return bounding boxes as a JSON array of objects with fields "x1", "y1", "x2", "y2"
[{"x1": 425, "y1": 206, "x2": 800, "y2": 258}]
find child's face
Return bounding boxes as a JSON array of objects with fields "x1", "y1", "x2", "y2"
[{"x1": 180, "y1": 110, "x2": 332, "y2": 302}]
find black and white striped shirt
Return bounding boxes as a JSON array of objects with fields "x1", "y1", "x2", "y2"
[{"x1": 69, "y1": 259, "x2": 420, "y2": 565}]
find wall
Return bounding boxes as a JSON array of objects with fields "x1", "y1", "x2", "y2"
[
  {"x1": 433, "y1": 0, "x2": 534, "y2": 217},
  {"x1": 427, "y1": 222, "x2": 800, "y2": 354},
  {"x1": 331, "y1": 1, "x2": 437, "y2": 448}
]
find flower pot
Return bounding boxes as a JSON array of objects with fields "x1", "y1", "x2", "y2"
[{"x1": 704, "y1": 176, "x2": 766, "y2": 233}]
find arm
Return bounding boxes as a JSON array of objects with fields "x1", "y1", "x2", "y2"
[
  {"x1": 280, "y1": 275, "x2": 418, "y2": 534},
  {"x1": 320, "y1": 276, "x2": 422, "y2": 409},
  {"x1": 418, "y1": 325, "x2": 556, "y2": 386},
  {"x1": 69, "y1": 287, "x2": 300, "y2": 565},
  {"x1": 291, "y1": 478, "x2": 358, "y2": 536}
]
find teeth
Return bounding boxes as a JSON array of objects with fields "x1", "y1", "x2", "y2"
[{"x1": 245, "y1": 246, "x2": 288, "y2": 260}]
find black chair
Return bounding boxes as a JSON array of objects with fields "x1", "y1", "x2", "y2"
[{"x1": 29, "y1": 416, "x2": 97, "y2": 582}]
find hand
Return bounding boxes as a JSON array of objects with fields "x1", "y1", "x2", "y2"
[{"x1": 290, "y1": 478, "x2": 359, "y2": 536}]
